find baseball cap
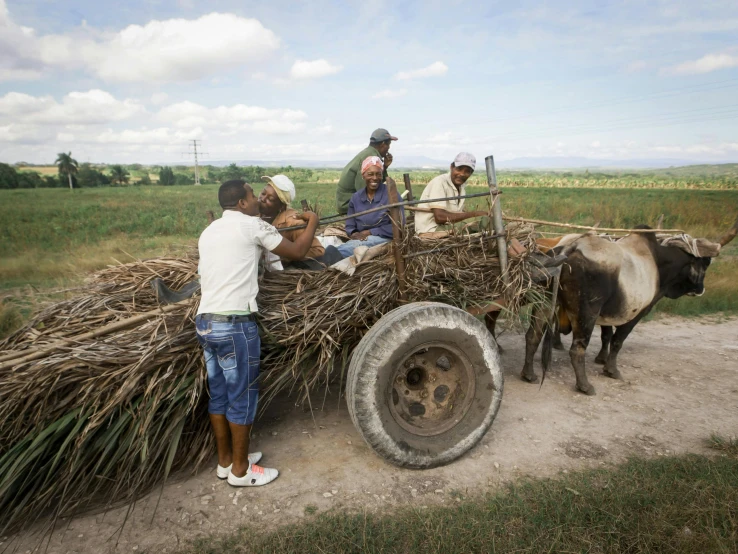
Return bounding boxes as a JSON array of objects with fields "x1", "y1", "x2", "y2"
[
  {"x1": 453, "y1": 152, "x2": 476, "y2": 171},
  {"x1": 370, "y1": 128, "x2": 398, "y2": 143}
]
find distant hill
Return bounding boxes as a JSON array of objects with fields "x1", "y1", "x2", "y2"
[{"x1": 183, "y1": 156, "x2": 737, "y2": 171}]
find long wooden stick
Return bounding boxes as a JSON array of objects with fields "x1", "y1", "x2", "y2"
[
  {"x1": 277, "y1": 191, "x2": 493, "y2": 231},
  {"x1": 0, "y1": 301, "x2": 191, "y2": 368},
  {"x1": 502, "y1": 216, "x2": 684, "y2": 234}
]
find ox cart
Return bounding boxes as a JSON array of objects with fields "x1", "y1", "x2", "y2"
[{"x1": 0, "y1": 155, "x2": 559, "y2": 533}]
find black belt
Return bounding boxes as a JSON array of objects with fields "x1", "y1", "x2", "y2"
[{"x1": 200, "y1": 313, "x2": 256, "y2": 323}]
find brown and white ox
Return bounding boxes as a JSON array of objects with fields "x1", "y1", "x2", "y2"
[{"x1": 521, "y1": 219, "x2": 738, "y2": 395}]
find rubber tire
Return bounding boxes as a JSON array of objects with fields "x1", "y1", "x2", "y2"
[{"x1": 347, "y1": 302, "x2": 504, "y2": 469}]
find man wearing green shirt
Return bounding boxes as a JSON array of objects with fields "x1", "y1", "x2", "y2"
[{"x1": 335, "y1": 128, "x2": 398, "y2": 214}]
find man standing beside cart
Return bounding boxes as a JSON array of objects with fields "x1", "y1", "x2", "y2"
[
  {"x1": 414, "y1": 152, "x2": 488, "y2": 235},
  {"x1": 195, "y1": 179, "x2": 319, "y2": 487},
  {"x1": 336, "y1": 128, "x2": 398, "y2": 215}
]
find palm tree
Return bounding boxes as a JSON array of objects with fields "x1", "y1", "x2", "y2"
[
  {"x1": 55, "y1": 152, "x2": 79, "y2": 190},
  {"x1": 110, "y1": 165, "x2": 130, "y2": 186}
]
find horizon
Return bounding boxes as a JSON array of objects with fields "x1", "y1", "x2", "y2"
[{"x1": 1, "y1": 1, "x2": 738, "y2": 165}]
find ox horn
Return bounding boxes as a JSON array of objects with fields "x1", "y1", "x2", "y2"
[
  {"x1": 656, "y1": 214, "x2": 664, "y2": 229},
  {"x1": 717, "y1": 217, "x2": 738, "y2": 247}
]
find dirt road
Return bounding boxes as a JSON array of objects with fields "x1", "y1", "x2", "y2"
[{"x1": 8, "y1": 316, "x2": 738, "y2": 554}]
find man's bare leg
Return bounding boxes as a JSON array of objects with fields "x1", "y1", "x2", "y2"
[
  {"x1": 209, "y1": 414, "x2": 232, "y2": 468},
  {"x1": 229, "y1": 421, "x2": 252, "y2": 477}
]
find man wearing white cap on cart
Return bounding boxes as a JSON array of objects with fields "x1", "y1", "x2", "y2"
[
  {"x1": 259, "y1": 174, "x2": 343, "y2": 269},
  {"x1": 414, "y1": 152, "x2": 488, "y2": 235}
]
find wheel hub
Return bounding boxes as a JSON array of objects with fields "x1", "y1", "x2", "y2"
[{"x1": 388, "y1": 342, "x2": 476, "y2": 437}]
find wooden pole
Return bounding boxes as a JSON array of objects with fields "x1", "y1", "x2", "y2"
[
  {"x1": 387, "y1": 178, "x2": 407, "y2": 301},
  {"x1": 402, "y1": 173, "x2": 414, "y2": 201},
  {"x1": 402, "y1": 173, "x2": 415, "y2": 237},
  {"x1": 485, "y1": 156, "x2": 509, "y2": 285},
  {"x1": 501, "y1": 216, "x2": 685, "y2": 234}
]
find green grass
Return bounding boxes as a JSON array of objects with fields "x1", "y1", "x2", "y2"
[
  {"x1": 1, "y1": 182, "x2": 736, "y2": 321},
  {"x1": 183, "y1": 453, "x2": 738, "y2": 554},
  {"x1": 708, "y1": 434, "x2": 738, "y2": 458}
]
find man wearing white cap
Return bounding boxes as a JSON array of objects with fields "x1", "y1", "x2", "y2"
[
  {"x1": 259, "y1": 174, "x2": 342, "y2": 269},
  {"x1": 414, "y1": 153, "x2": 488, "y2": 235}
]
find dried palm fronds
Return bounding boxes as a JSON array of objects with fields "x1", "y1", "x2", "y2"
[{"x1": 0, "y1": 225, "x2": 543, "y2": 535}]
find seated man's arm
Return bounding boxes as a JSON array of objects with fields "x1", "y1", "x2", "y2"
[
  {"x1": 270, "y1": 212, "x2": 320, "y2": 261},
  {"x1": 431, "y1": 208, "x2": 487, "y2": 225}
]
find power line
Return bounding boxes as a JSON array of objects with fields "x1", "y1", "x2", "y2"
[
  {"x1": 411, "y1": 77, "x2": 738, "y2": 132},
  {"x1": 479, "y1": 104, "x2": 738, "y2": 143},
  {"x1": 182, "y1": 140, "x2": 209, "y2": 185}
]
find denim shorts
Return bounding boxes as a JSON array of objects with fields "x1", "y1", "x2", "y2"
[{"x1": 195, "y1": 315, "x2": 260, "y2": 425}]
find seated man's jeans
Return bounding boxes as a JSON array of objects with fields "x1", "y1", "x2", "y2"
[
  {"x1": 336, "y1": 235, "x2": 391, "y2": 258},
  {"x1": 195, "y1": 315, "x2": 260, "y2": 425}
]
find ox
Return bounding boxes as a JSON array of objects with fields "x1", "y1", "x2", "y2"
[{"x1": 521, "y1": 219, "x2": 738, "y2": 395}]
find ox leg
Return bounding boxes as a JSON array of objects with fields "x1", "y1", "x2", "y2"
[
  {"x1": 484, "y1": 311, "x2": 504, "y2": 354},
  {"x1": 604, "y1": 310, "x2": 650, "y2": 379},
  {"x1": 569, "y1": 316, "x2": 598, "y2": 395},
  {"x1": 594, "y1": 326, "x2": 613, "y2": 365},
  {"x1": 521, "y1": 305, "x2": 546, "y2": 383}
]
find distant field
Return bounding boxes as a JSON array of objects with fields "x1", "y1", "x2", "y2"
[
  {"x1": 16, "y1": 165, "x2": 59, "y2": 176},
  {"x1": 1, "y1": 182, "x2": 736, "y2": 326},
  {"x1": 12, "y1": 163, "x2": 738, "y2": 189}
]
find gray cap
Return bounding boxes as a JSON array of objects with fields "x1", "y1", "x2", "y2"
[
  {"x1": 370, "y1": 128, "x2": 398, "y2": 143},
  {"x1": 453, "y1": 152, "x2": 476, "y2": 170}
]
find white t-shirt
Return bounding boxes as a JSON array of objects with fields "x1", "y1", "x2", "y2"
[
  {"x1": 197, "y1": 210, "x2": 283, "y2": 314},
  {"x1": 414, "y1": 173, "x2": 467, "y2": 234}
]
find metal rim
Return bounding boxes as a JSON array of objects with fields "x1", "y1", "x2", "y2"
[{"x1": 387, "y1": 341, "x2": 476, "y2": 437}]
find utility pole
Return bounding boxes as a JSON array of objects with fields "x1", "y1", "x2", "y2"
[{"x1": 183, "y1": 140, "x2": 208, "y2": 185}]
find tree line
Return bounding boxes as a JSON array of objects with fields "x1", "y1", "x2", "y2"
[{"x1": 1, "y1": 154, "x2": 317, "y2": 190}]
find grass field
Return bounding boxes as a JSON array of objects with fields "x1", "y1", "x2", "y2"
[
  {"x1": 1, "y1": 179, "x2": 737, "y2": 335},
  {"x1": 184, "y1": 444, "x2": 738, "y2": 554},
  {"x1": 15, "y1": 163, "x2": 738, "y2": 189}
]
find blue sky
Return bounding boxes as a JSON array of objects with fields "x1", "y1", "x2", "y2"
[{"x1": 1, "y1": 0, "x2": 737, "y2": 165}]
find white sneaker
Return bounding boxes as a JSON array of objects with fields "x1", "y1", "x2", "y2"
[
  {"x1": 216, "y1": 452, "x2": 262, "y2": 479},
  {"x1": 227, "y1": 464, "x2": 279, "y2": 487}
]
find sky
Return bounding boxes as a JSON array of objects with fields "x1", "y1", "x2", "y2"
[{"x1": 1, "y1": 0, "x2": 737, "y2": 166}]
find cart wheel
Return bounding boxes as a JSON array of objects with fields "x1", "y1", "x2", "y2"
[{"x1": 347, "y1": 302, "x2": 503, "y2": 469}]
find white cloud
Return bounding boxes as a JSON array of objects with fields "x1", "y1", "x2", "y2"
[
  {"x1": 0, "y1": 6, "x2": 281, "y2": 83},
  {"x1": 314, "y1": 121, "x2": 333, "y2": 134},
  {"x1": 0, "y1": 68, "x2": 43, "y2": 81},
  {"x1": 395, "y1": 61, "x2": 448, "y2": 80},
  {"x1": 150, "y1": 92, "x2": 169, "y2": 105},
  {"x1": 666, "y1": 52, "x2": 738, "y2": 75},
  {"x1": 289, "y1": 59, "x2": 343, "y2": 80},
  {"x1": 0, "y1": 90, "x2": 144, "y2": 124},
  {"x1": 372, "y1": 88, "x2": 407, "y2": 99},
  {"x1": 0, "y1": 123, "x2": 46, "y2": 143},
  {"x1": 157, "y1": 101, "x2": 308, "y2": 134},
  {"x1": 94, "y1": 127, "x2": 196, "y2": 144}
]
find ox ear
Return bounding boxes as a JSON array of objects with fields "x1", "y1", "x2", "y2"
[{"x1": 718, "y1": 217, "x2": 738, "y2": 247}]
